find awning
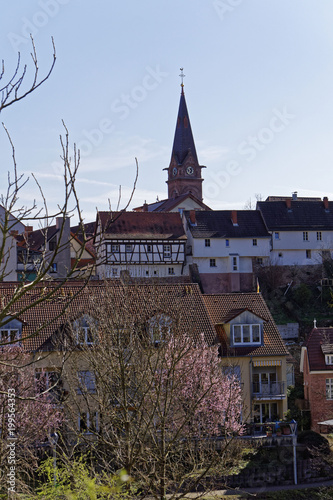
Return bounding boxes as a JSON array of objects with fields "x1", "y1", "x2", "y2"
[{"x1": 253, "y1": 360, "x2": 282, "y2": 367}]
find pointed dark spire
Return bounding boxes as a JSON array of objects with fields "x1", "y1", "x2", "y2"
[{"x1": 171, "y1": 85, "x2": 198, "y2": 165}]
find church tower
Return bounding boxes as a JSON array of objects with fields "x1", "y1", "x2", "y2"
[{"x1": 166, "y1": 70, "x2": 204, "y2": 201}]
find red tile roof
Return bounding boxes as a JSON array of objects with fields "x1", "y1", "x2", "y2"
[
  {"x1": 305, "y1": 328, "x2": 333, "y2": 372},
  {"x1": 203, "y1": 293, "x2": 289, "y2": 357},
  {"x1": 97, "y1": 211, "x2": 186, "y2": 240},
  {"x1": 0, "y1": 281, "x2": 216, "y2": 352}
]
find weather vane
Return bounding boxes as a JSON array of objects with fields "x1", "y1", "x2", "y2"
[{"x1": 179, "y1": 67, "x2": 185, "y2": 88}]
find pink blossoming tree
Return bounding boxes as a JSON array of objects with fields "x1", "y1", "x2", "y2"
[{"x1": 0, "y1": 347, "x2": 63, "y2": 494}]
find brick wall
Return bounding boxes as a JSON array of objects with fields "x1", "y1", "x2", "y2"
[{"x1": 304, "y1": 367, "x2": 333, "y2": 432}]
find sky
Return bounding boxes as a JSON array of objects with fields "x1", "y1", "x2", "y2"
[{"x1": 1, "y1": 1, "x2": 333, "y2": 225}]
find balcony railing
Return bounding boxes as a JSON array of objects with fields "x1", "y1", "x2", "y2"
[{"x1": 252, "y1": 381, "x2": 286, "y2": 399}]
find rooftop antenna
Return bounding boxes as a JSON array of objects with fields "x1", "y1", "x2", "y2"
[{"x1": 179, "y1": 67, "x2": 185, "y2": 94}]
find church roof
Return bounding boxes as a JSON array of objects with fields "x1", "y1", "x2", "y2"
[
  {"x1": 133, "y1": 193, "x2": 211, "y2": 213},
  {"x1": 171, "y1": 90, "x2": 198, "y2": 165}
]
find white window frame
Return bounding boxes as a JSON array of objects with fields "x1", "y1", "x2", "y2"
[
  {"x1": 125, "y1": 244, "x2": 132, "y2": 253},
  {"x1": 225, "y1": 239, "x2": 230, "y2": 247},
  {"x1": 210, "y1": 258, "x2": 216, "y2": 267},
  {"x1": 274, "y1": 232, "x2": 280, "y2": 240},
  {"x1": 111, "y1": 244, "x2": 119, "y2": 253},
  {"x1": 0, "y1": 329, "x2": 19, "y2": 344},
  {"x1": 77, "y1": 370, "x2": 96, "y2": 394},
  {"x1": 303, "y1": 231, "x2": 309, "y2": 241},
  {"x1": 149, "y1": 314, "x2": 172, "y2": 345},
  {"x1": 163, "y1": 245, "x2": 171, "y2": 258},
  {"x1": 317, "y1": 231, "x2": 322, "y2": 241},
  {"x1": 168, "y1": 267, "x2": 175, "y2": 275},
  {"x1": 325, "y1": 355, "x2": 333, "y2": 366},
  {"x1": 232, "y1": 256, "x2": 238, "y2": 271},
  {"x1": 306, "y1": 249, "x2": 311, "y2": 259},
  {"x1": 326, "y1": 378, "x2": 333, "y2": 400},
  {"x1": 233, "y1": 324, "x2": 261, "y2": 345},
  {"x1": 76, "y1": 326, "x2": 94, "y2": 345},
  {"x1": 253, "y1": 239, "x2": 257, "y2": 246},
  {"x1": 146, "y1": 244, "x2": 152, "y2": 253},
  {"x1": 205, "y1": 239, "x2": 211, "y2": 247}
]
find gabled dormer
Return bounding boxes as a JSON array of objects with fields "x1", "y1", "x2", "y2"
[{"x1": 218, "y1": 309, "x2": 266, "y2": 348}]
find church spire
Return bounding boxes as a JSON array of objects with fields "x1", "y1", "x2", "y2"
[{"x1": 166, "y1": 70, "x2": 204, "y2": 201}]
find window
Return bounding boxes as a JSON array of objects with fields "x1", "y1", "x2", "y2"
[
  {"x1": 326, "y1": 379, "x2": 333, "y2": 400},
  {"x1": 256, "y1": 257, "x2": 263, "y2": 265},
  {"x1": 253, "y1": 239, "x2": 257, "y2": 246},
  {"x1": 49, "y1": 238, "x2": 57, "y2": 251},
  {"x1": 148, "y1": 314, "x2": 172, "y2": 345},
  {"x1": 146, "y1": 244, "x2": 152, "y2": 253},
  {"x1": 233, "y1": 324, "x2": 261, "y2": 345},
  {"x1": 274, "y1": 232, "x2": 280, "y2": 240},
  {"x1": 306, "y1": 250, "x2": 311, "y2": 259},
  {"x1": 0, "y1": 329, "x2": 19, "y2": 344},
  {"x1": 210, "y1": 259, "x2": 216, "y2": 267},
  {"x1": 325, "y1": 355, "x2": 333, "y2": 365},
  {"x1": 232, "y1": 256, "x2": 238, "y2": 271},
  {"x1": 205, "y1": 239, "x2": 211, "y2": 247},
  {"x1": 317, "y1": 231, "x2": 322, "y2": 241},
  {"x1": 111, "y1": 244, "x2": 119, "y2": 252},
  {"x1": 78, "y1": 412, "x2": 98, "y2": 433},
  {"x1": 225, "y1": 239, "x2": 230, "y2": 247},
  {"x1": 111, "y1": 268, "x2": 118, "y2": 276},
  {"x1": 50, "y1": 263, "x2": 57, "y2": 273},
  {"x1": 168, "y1": 267, "x2": 175, "y2": 275},
  {"x1": 303, "y1": 231, "x2": 308, "y2": 241},
  {"x1": 163, "y1": 245, "x2": 171, "y2": 258},
  {"x1": 74, "y1": 316, "x2": 96, "y2": 345},
  {"x1": 35, "y1": 370, "x2": 62, "y2": 402},
  {"x1": 278, "y1": 252, "x2": 283, "y2": 258},
  {"x1": 125, "y1": 244, "x2": 132, "y2": 253},
  {"x1": 77, "y1": 371, "x2": 96, "y2": 394}
]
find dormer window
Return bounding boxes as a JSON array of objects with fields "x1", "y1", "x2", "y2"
[
  {"x1": 73, "y1": 315, "x2": 97, "y2": 345},
  {"x1": 0, "y1": 329, "x2": 19, "y2": 344},
  {"x1": 0, "y1": 317, "x2": 22, "y2": 346},
  {"x1": 148, "y1": 314, "x2": 172, "y2": 346},
  {"x1": 325, "y1": 354, "x2": 333, "y2": 365},
  {"x1": 233, "y1": 324, "x2": 261, "y2": 345}
]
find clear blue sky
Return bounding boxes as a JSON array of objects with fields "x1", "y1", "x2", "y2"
[{"x1": 1, "y1": 1, "x2": 333, "y2": 224}]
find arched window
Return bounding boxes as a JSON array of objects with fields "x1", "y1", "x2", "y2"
[
  {"x1": 73, "y1": 315, "x2": 97, "y2": 345},
  {"x1": 148, "y1": 314, "x2": 172, "y2": 345}
]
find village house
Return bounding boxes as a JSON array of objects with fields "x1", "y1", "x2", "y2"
[
  {"x1": 257, "y1": 194, "x2": 333, "y2": 268},
  {"x1": 203, "y1": 292, "x2": 289, "y2": 425},
  {"x1": 300, "y1": 326, "x2": 333, "y2": 432},
  {"x1": 94, "y1": 211, "x2": 187, "y2": 279},
  {"x1": 183, "y1": 209, "x2": 271, "y2": 293}
]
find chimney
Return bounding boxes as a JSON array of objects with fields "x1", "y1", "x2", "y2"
[
  {"x1": 292, "y1": 191, "x2": 297, "y2": 201},
  {"x1": 231, "y1": 210, "x2": 238, "y2": 226},
  {"x1": 25, "y1": 226, "x2": 33, "y2": 235},
  {"x1": 143, "y1": 201, "x2": 148, "y2": 212},
  {"x1": 189, "y1": 210, "x2": 196, "y2": 225},
  {"x1": 323, "y1": 197, "x2": 329, "y2": 210},
  {"x1": 285, "y1": 199, "x2": 292, "y2": 209}
]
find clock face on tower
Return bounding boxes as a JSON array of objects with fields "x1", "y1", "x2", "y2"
[
  {"x1": 186, "y1": 166, "x2": 194, "y2": 175},
  {"x1": 172, "y1": 167, "x2": 177, "y2": 176}
]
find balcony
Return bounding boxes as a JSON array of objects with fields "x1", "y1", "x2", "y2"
[{"x1": 252, "y1": 381, "x2": 286, "y2": 400}]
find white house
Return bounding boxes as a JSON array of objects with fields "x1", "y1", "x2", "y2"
[
  {"x1": 95, "y1": 211, "x2": 187, "y2": 279},
  {"x1": 257, "y1": 196, "x2": 333, "y2": 267},
  {"x1": 183, "y1": 210, "x2": 271, "y2": 293}
]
